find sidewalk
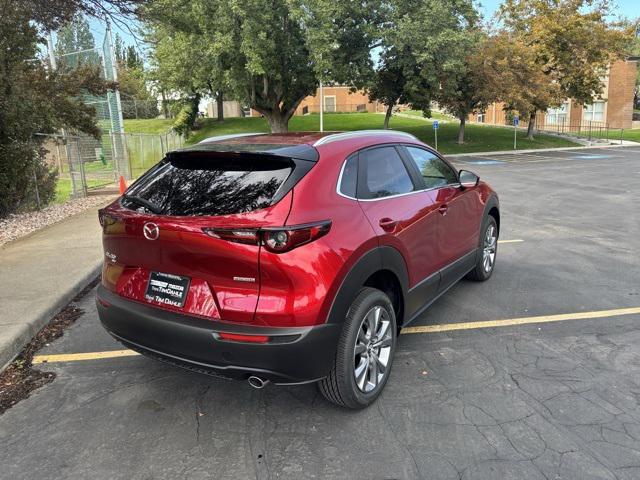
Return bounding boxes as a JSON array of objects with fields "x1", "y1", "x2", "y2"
[{"x1": 0, "y1": 206, "x2": 105, "y2": 370}]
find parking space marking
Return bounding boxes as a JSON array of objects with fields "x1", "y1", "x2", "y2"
[
  {"x1": 32, "y1": 349, "x2": 140, "y2": 364},
  {"x1": 29, "y1": 239, "x2": 525, "y2": 366},
  {"x1": 401, "y1": 307, "x2": 640, "y2": 335},
  {"x1": 32, "y1": 306, "x2": 640, "y2": 365}
]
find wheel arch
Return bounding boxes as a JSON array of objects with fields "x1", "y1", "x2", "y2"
[
  {"x1": 326, "y1": 246, "x2": 409, "y2": 326},
  {"x1": 482, "y1": 195, "x2": 500, "y2": 238}
]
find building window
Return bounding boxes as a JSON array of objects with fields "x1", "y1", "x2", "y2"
[
  {"x1": 583, "y1": 101, "x2": 605, "y2": 123},
  {"x1": 324, "y1": 95, "x2": 336, "y2": 113},
  {"x1": 477, "y1": 112, "x2": 485, "y2": 123},
  {"x1": 546, "y1": 103, "x2": 569, "y2": 125}
]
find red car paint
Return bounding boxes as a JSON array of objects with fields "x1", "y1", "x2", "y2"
[{"x1": 99, "y1": 131, "x2": 497, "y2": 331}]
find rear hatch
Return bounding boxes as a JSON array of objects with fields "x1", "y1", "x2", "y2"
[{"x1": 100, "y1": 147, "x2": 314, "y2": 324}]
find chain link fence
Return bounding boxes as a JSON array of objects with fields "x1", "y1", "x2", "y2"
[{"x1": 37, "y1": 131, "x2": 184, "y2": 201}]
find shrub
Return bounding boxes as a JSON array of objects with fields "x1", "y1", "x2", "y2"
[
  {"x1": 172, "y1": 100, "x2": 198, "y2": 137},
  {"x1": 0, "y1": 142, "x2": 58, "y2": 216}
]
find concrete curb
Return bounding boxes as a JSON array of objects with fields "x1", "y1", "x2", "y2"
[
  {"x1": 0, "y1": 263, "x2": 102, "y2": 372},
  {"x1": 445, "y1": 142, "x2": 640, "y2": 159}
]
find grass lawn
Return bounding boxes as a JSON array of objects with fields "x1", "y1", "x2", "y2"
[
  {"x1": 621, "y1": 129, "x2": 640, "y2": 143},
  {"x1": 124, "y1": 118, "x2": 174, "y2": 134},
  {"x1": 186, "y1": 113, "x2": 579, "y2": 154},
  {"x1": 400, "y1": 110, "x2": 456, "y2": 122},
  {"x1": 55, "y1": 177, "x2": 107, "y2": 203}
]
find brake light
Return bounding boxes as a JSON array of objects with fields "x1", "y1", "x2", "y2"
[{"x1": 202, "y1": 220, "x2": 331, "y2": 253}]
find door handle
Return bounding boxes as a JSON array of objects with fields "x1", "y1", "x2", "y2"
[
  {"x1": 438, "y1": 204, "x2": 448, "y2": 216},
  {"x1": 379, "y1": 218, "x2": 398, "y2": 232}
]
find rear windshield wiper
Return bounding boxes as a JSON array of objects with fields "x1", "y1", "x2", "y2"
[{"x1": 122, "y1": 194, "x2": 162, "y2": 214}]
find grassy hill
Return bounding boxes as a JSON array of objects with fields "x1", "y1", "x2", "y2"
[{"x1": 175, "y1": 113, "x2": 578, "y2": 154}]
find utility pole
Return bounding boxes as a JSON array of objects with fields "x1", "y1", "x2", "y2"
[
  {"x1": 319, "y1": 80, "x2": 324, "y2": 132},
  {"x1": 47, "y1": 32, "x2": 57, "y2": 70}
]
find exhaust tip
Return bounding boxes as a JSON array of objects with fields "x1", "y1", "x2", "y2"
[{"x1": 248, "y1": 376, "x2": 269, "y2": 389}]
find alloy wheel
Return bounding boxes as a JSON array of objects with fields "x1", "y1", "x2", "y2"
[
  {"x1": 483, "y1": 223, "x2": 497, "y2": 273},
  {"x1": 353, "y1": 305, "x2": 393, "y2": 393}
]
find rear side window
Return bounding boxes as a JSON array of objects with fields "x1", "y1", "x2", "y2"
[
  {"x1": 358, "y1": 147, "x2": 414, "y2": 199},
  {"x1": 405, "y1": 147, "x2": 458, "y2": 189},
  {"x1": 123, "y1": 154, "x2": 292, "y2": 216},
  {"x1": 339, "y1": 154, "x2": 358, "y2": 197}
]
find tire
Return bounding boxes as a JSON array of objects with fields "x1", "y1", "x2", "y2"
[
  {"x1": 318, "y1": 287, "x2": 397, "y2": 409},
  {"x1": 466, "y1": 215, "x2": 498, "y2": 281}
]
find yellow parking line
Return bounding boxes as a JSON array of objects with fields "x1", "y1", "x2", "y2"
[
  {"x1": 498, "y1": 239, "x2": 524, "y2": 244},
  {"x1": 32, "y1": 349, "x2": 140, "y2": 364},
  {"x1": 401, "y1": 307, "x2": 640, "y2": 335}
]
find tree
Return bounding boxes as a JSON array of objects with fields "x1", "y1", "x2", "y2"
[
  {"x1": 368, "y1": 0, "x2": 481, "y2": 139},
  {"x1": 367, "y1": 47, "x2": 431, "y2": 129},
  {"x1": 480, "y1": 32, "x2": 563, "y2": 136},
  {"x1": 0, "y1": 0, "x2": 125, "y2": 216},
  {"x1": 499, "y1": 0, "x2": 634, "y2": 138},
  {"x1": 143, "y1": 0, "x2": 381, "y2": 132},
  {"x1": 146, "y1": 24, "x2": 221, "y2": 129},
  {"x1": 54, "y1": 13, "x2": 101, "y2": 72},
  {"x1": 436, "y1": 33, "x2": 499, "y2": 144}
]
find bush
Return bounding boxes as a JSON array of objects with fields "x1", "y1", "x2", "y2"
[
  {"x1": 172, "y1": 102, "x2": 198, "y2": 137},
  {"x1": 0, "y1": 141, "x2": 58, "y2": 216}
]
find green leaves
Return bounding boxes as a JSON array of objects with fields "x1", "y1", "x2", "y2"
[{"x1": 145, "y1": 0, "x2": 380, "y2": 131}]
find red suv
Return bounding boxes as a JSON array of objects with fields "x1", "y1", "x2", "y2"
[{"x1": 97, "y1": 130, "x2": 499, "y2": 408}]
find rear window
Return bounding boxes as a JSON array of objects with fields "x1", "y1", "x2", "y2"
[{"x1": 122, "y1": 154, "x2": 293, "y2": 216}]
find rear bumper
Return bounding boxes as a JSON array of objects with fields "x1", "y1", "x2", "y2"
[{"x1": 96, "y1": 285, "x2": 341, "y2": 384}]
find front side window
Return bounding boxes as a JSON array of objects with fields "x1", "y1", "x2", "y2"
[
  {"x1": 358, "y1": 147, "x2": 414, "y2": 199},
  {"x1": 405, "y1": 147, "x2": 458, "y2": 189}
]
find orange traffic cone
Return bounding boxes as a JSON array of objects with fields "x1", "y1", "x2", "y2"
[{"x1": 118, "y1": 175, "x2": 127, "y2": 195}]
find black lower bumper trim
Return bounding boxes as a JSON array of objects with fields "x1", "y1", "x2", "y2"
[{"x1": 96, "y1": 285, "x2": 342, "y2": 384}]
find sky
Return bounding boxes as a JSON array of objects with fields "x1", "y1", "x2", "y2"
[
  {"x1": 89, "y1": 0, "x2": 639, "y2": 54},
  {"x1": 479, "y1": 0, "x2": 639, "y2": 19}
]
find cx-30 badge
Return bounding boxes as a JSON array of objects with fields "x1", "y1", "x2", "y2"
[{"x1": 143, "y1": 222, "x2": 160, "y2": 240}]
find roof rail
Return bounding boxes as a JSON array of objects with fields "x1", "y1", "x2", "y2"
[
  {"x1": 198, "y1": 132, "x2": 266, "y2": 144},
  {"x1": 312, "y1": 130, "x2": 418, "y2": 147}
]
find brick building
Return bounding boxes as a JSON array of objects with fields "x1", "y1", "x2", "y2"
[
  {"x1": 468, "y1": 59, "x2": 637, "y2": 129},
  {"x1": 294, "y1": 86, "x2": 384, "y2": 115}
]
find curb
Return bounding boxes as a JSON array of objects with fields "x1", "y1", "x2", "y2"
[
  {"x1": 0, "y1": 263, "x2": 102, "y2": 372},
  {"x1": 445, "y1": 142, "x2": 639, "y2": 159}
]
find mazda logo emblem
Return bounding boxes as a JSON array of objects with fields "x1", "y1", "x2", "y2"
[{"x1": 143, "y1": 222, "x2": 160, "y2": 240}]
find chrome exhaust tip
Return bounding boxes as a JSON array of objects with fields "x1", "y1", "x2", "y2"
[{"x1": 248, "y1": 376, "x2": 269, "y2": 389}]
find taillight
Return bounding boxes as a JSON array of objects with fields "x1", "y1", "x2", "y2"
[
  {"x1": 98, "y1": 209, "x2": 117, "y2": 231},
  {"x1": 202, "y1": 220, "x2": 331, "y2": 253},
  {"x1": 204, "y1": 229, "x2": 260, "y2": 245}
]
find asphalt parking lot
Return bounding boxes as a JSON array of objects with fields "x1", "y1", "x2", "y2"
[{"x1": 1, "y1": 146, "x2": 640, "y2": 480}]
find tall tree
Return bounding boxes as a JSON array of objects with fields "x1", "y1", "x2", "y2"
[
  {"x1": 367, "y1": 47, "x2": 431, "y2": 130},
  {"x1": 369, "y1": 0, "x2": 481, "y2": 139},
  {"x1": 499, "y1": 0, "x2": 634, "y2": 138},
  {"x1": 144, "y1": 0, "x2": 381, "y2": 132},
  {"x1": 146, "y1": 24, "x2": 222, "y2": 127},
  {"x1": 436, "y1": 33, "x2": 498, "y2": 144},
  {"x1": 0, "y1": 0, "x2": 115, "y2": 215},
  {"x1": 54, "y1": 13, "x2": 100, "y2": 72},
  {"x1": 480, "y1": 32, "x2": 563, "y2": 135}
]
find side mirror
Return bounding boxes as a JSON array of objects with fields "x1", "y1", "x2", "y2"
[{"x1": 459, "y1": 170, "x2": 479, "y2": 188}]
